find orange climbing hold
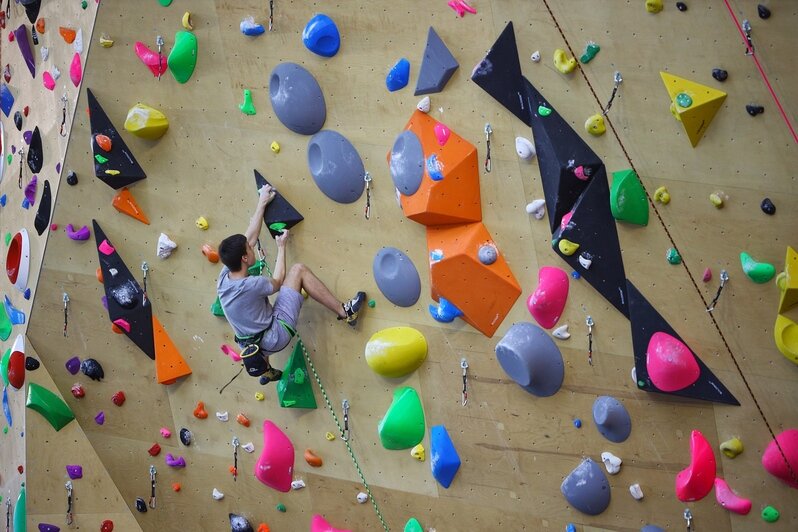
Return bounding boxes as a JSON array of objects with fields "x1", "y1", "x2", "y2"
[
  {"x1": 95, "y1": 134, "x2": 112, "y2": 152},
  {"x1": 35, "y1": 19, "x2": 45, "y2": 34},
  {"x1": 59, "y1": 26, "x2": 76, "y2": 43},
  {"x1": 112, "y1": 188, "x2": 150, "y2": 225},
  {"x1": 236, "y1": 413, "x2": 251, "y2": 427},
  {"x1": 193, "y1": 401, "x2": 208, "y2": 419},
  {"x1": 111, "y1": 323, "x2": 124, "y2": 334},
  {"x1": 257, "y1": 524, "x2": 270, "y2": 532},
  {"x1": 202, "y1": 244, "x2": 220, "y2": 263},
  {"x1": 304, "y1": 448, "x2": 323, "y2": 467},
  {"x1": 172, "y1": 482, "x2": 181, "y2": 492},
  {"x1": 153, "y1": 315, "x2": 192, "y2": 384},
  {"x1": 96, "y1": 267, "x2": 104, "y2": 283}
]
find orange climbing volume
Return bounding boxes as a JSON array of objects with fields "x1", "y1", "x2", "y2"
[
  {"x1": 153, "y1": 315, "x2": 192, "y2": 384},
  {"x1": 112, "y1": 188, "x2": 150, "y2": 224}
]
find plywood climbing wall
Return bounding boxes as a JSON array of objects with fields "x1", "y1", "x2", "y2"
[{"x1": 0, "y1": 0, "x2": 794, "y2": 531}]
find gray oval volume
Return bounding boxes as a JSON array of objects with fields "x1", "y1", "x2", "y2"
[
  {"x1": 495, "y1": 322, "x2": 564, "y2": 397},
  {"x1": 373, "y1": 247, "x2": 421, "y2": 307},
  {"x1": 269, "y1": 62, "x2": 326, "y2": 135},
  {"x1": 389, "y1": 130, "x2": 424, "y2": 196},
  {"x1": 592, "y1": 395, "x2": 632, "y2": 443},
  {"x1": 307, "y1": 130, "x2": 365, "y2": 203},
  {"x1": 561, "y1": 458, "x2": 611, "y2": 515}
]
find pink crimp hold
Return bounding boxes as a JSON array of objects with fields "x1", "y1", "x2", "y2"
[{"x1": 448, "y1": 0, "x2": 477, "y2": 17}]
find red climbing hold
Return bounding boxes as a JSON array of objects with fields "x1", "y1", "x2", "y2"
[
  {"x1": 193, "y1": 401, "x2": 208, "y2": 419},
  {"x1": 95, "y1": 134, "x2": 112, "y2": 152},
  {"x1": 71, "y1": 383, "x2": 85, "y2": 398},
  {"x1": 148, "y1": 443, "x2": 161, "y2": 456},
  {"x1": 100, "y1": 519, "x2": 114, "y2": 532},
  {"x1": 112, "y1": 391, "x2": 126, "y2": 406}
]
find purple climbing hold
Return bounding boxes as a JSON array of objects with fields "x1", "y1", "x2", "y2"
[
  {"x1": 56, "y1": 162, "x2": 61, "y2": 173},
  {"x1": 24, "y1": 175, "x2": 37, "y2": 205},
  {"x1": 95, "y1": 411, "x2": 105, "y2": 425},
  {"x1": 23, "y1": 130, "x2": 32, "y2": 144},
  {"x1": 38, "y1": 524, "x2": 61, "y2": 532},
  {"x1": 65, "y1": 356, "x2": 81, "y2": 375},
  {"x1": 165, "y1": 453, "x2": 186, "y2": 468},
  {"x1": 65, "y1": 224, "x2": 91, "y2": 241},
  {"x1": 14, "y1": 25, "x2": 36, "y2": 78},
  {"x1": 66, "y1": 464, "x2": 83, "y2": 479}
]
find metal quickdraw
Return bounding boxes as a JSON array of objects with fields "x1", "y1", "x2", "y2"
[
  {"x1": 586, "y1": 315, "x2": 595, "y2": 366},
  {"x1": 341, "y1": 399, "x2": 350, "y2": 441},
  {"x1": 156, "y1": 35, "x2": 165, "y2": 81},
  {"x1": 460, "y1": 358, "x2": 469, "y2": 406},
  {"x1": 364, "y1": 172, "x2": 372, "y2": 220},
  {"x1": 148, "y1": 465, "x2": 157, "y2": 509},
  {"x1": 602, "y1": 71, "x2": 623, "y2": 115},
  {"x1": 706, "y1": 269, "x2": 729, "y2": 312},
  {"x1": 742, "y1": 19, "x2": 754, "y2": 55},
  {"x1": 18, "y1": 146, "x2": 24, "y2": 189},
  {"x1": 65, "y1": 480, "x2": 74, "y2": 525},
  {"x1": 6, "y1": 496, "x2": 10, "y2": 532},
  {"x1": 232, "y1": 436, "x2": 240, "y2": 482},
  {"x1": 63, "y1": 292, "x2": 70, "y2": 337},
  {"x1": 59, "y1": 93, "x2": 69, "y2": 137},
  {"x1": 268, "y1": 0, "x2": 275, "y2": 31},
  {"x1": 141, "y1": 262, "x2": 149, "y2": 306},
  {"x1": 683, "y1": 508, "x2": 693, "y2": 530},
  {"x1": 484, "y1": 123, "x2": 492, "y2": 173}
]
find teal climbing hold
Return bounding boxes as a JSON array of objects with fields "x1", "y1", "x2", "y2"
[
  {"x1": 377, "y1": 386, "x2": 425, "y2": 450},
  {"x1": 158, "y1": 0, "x2": 173, "y2": 5},
  {"x1": 430, "y1": 425, "x2": 461, "y2": 488},
  {"x1": 676, "y1": 92, "x2": 693, "y2": 108},
  {"x1": 13, "y1": 487, "x2": 25, "y2": 532},
  {"x1": 666, "y1": 247, "x2": 682, "y2": 265},
  {"x1": 740, "y1": 252, "x2": 775, "y2": 283},
  {"x1": 404, "y1": 517, "x2": 423, "y2": 532},
  {"x1": 26, "y1": 382, "x2": 75, "y2": 431},
  {"x1": 276, "y1": 340, "x2": 317, "y2": 409},
  {"x1": 610, "y1": 169, "x2": 649, "y2": 226},
  {"x1": 580, "y1": 42, "x2": 600, "y2": 63},
  {"x1": 168, "y1": 31, "x2": 198, "y2": 84}
]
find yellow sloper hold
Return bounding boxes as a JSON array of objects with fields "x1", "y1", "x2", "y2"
[
  {"x1": 365, "y1": 327, "x2": 427, "y2": 378},
  {"x1": 411, "y1": 443, "x2": 425, "y2": 461},
  {"x1": 124, "y1": 103, "x2": 170, "y2": 140},
  {"x1": 774, "y1": 314, "x2": 798, "y2": 365},
  {"x1": 660, "y1": 72, "x2": 727, "y2": 147},
  {"x1": 778, "y1": 246, "x2": 798, "y2": 314}
]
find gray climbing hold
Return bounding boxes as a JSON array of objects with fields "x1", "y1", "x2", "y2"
[
  {"x1": 592, "y1": 395, "x2": 632, "y2": 443},
  {"x1": 560, "y1": 458, "x2": 611, "y2": 515},
  {"x1": 495, "y1": 322, "x2": 564, "y2": 397},
  {"x1": 307, "y1": 130, "x2": 365, "y2": 203},
  {"x1": 269, "y1": 63, "x2": 326, "y2": 135},
  {"x1": 373, "y1": 247, "x2": 421, "y2": 307},
  {"x1": 389, "y1": 130, "x2": 424, "y2": 196},
  {"x1": 478, "y1": 244, "x2": 497, "y2": 265},
  {"x1": 415, "y1": 27, "x2": 459, "y2": 96},
  {"x1": 641, "y1": 526, "x2": 666, "y2": 532}
]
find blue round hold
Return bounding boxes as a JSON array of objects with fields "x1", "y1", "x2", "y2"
[
  {"x1": 302, "y1": 14, "x2": 341, "y2": 57},
  {"x1": 573, "y1": 418, "x2": 582, "y2": 429},
  {"x1": 386, "y1": 58, "x2": 410, "y2": 92}
]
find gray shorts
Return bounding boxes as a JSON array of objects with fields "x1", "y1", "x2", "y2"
[{"x1": 259, "y1": 286, "x2": 303, "y2": 354}]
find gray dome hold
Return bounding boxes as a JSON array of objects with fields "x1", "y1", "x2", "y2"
[
  {"x1": 373, "y1": 247, "x2": 421, "y2": 307},
  {"x1": 560, "y1": 458, "x2": 611, "y2": 515},
  {"x1": 592, "y1": 395, "x2": 632, "y2": 443},
  {"x1": 269, "y1": 63, "x2": 326, "y2": 135},
  {"x1": 307, "y1": 130, "x2": 365, "y2": 203},
  {"x1": 495, "y1": 322, "x2": 564, "y2": 397},
  {"x1": 478, "y1": 244, "x2": 498, "y2": 265},
  {"x1": 389, "y1": 130, "x2": 424, "y2": 196}
]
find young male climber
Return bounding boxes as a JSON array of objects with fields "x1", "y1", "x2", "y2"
[{"x1": 217, "y1": 184, "x2": 366, "y2": 384}]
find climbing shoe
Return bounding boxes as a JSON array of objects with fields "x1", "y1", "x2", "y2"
[
  {"x1": 339, "y1": 291, "x2": 366, "y2": 327},
  {"x1": 258, "y1": 366, "x2": 283, "y2": 385}
]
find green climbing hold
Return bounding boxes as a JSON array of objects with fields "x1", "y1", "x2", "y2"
[
  {"x1": 158, "y1": 0, "x2": 173, "y2": 6},
  {"x1": 368, "y1": 299, "x2": 376, "y2": 308},
  {"x1": 26, "y1": 382, "x2": 75, "y2": 431},
  {"x1": 538, "y1": 105, "x2": 552, "y2": 117},
  {"x1": 0, "y1": 306, "x2": 12, "y2": 342},
  {"x1": 610, "y1": 168, "x2": 649, "y2": 226},
  {"x1": 94, "y1": 154, "x2": 109, "y2": 164},
  {"x1": 3, "y1": 427, "x2": 7, "y2": 434},
  {"x1": 378, "y1": 386, "x2": 425, "y2": 450},
  {"x1": 740, "y1": 252, "x2": 775, "y2": 283},
  {"x1": 1, "y1": 348, "x2": 10, "y2": 386},
  {"x1": 676, "y1": 92, "x2": 693, "y2": 108},
  {"x1": 13, "y1": 487, "x2": 25, "y2": 532},
  {"x1": 81, "y1": 0, "x2": 88, "y2": 8},
  {"x1": 6, "y1": 154, "x2": 11, "y2": 165},
  {"x1": 404, "y1": 517, "x2": 423, "y2": 532},
  {"x1": 761, "y1": 505, "x2": 779, "y2": 522},
  {"x1": 580, "y1": 42, "x2": 600, "y2": 63},
  {"x1": 276, "y1": 503, "x2": 286, "y2": 513},
  {"x1": 268, "y1": 222, "x2": 286, "y2": 233},
  {"x1": 210, "y1": 296, "x2": 225, "y2": 317},
  {"x1": 239, "y1": 89, "x2": 256, "y2": 115},
  {"x1": 247, "y1": 258, "x2": 266, "y2": 277},
  {"x1": 666, "y1": 247, "x2": 682, "y2": 265},
  {"x1": 276, "y1": 340, "x2": 317, "y2": 409},
  {"x1": 4, "y1": 233, "x2": 10, "y2": 246},
  {"x1": 168, "y1": 31, "x2": 198, "y2": 84}
]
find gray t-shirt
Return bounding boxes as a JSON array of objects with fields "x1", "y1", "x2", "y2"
[{"x1": 217, "y1": 266, "x2": 275, "y2": 338}]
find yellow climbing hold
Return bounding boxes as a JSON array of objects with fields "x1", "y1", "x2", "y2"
[
  {"x1": 105, "y1": 170, "x2": 120, "y2": 176},
  {"x1": 719, "y1": 437, "x2": 744, "y2": 459},
  {"x1": 270, "y1": 141, "x2": 281, "y2": 154},
  {"x1": 558, "y1": 239, "x2": 580, "y2": 256},
  {"x1": 774, "y1": 314, "x2": 798, "y2": 365},
  {"x1": 553, "y1": 49, "x2": 577, "y2": 74},
  {"x1": 411, "y1": 443, "x2": 425, "y2": 461},
  {"x1": 584, "y1": 114, "x2": 606, "y2": 136},
  {"x1": 325, "y1": 431, "x2": 336, "y2": 441},
  {"x1": 182, "y1": 11, "x2": 194, "y2": 31},
  {"x1": 646, "y1": 0, "x2": 664, "y2": 13},
  {"x1": 709, "y1": 192, "x2": 724, "y2": 208},
  {"x1": 124, "y1": 103, "x2": 169, "y2": 140},
  {"x1": 660, "y1": 72, "x2": 727, "y2": 147},
  {"x1": 195, "y1": 216, "x2": 209, "y2": 230},
  {"x1": 365, "y1": 327, "x2": 427, "y2": 378},
  {"x1": 255, "y1": 391, "x2": 265, "y2": 401},
  {"x1": 654, "y1": 186, "x2": 670, "y2": 204},
  {"x1": 99, "y1": 34, "x2": 114, "y2": 47},
  {"x1": 777, "y1": 246, "x2": 798, "y2": 314}
]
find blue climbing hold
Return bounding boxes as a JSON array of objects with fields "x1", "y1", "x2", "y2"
[
  {"x1": 0, "y1": 84, "x2": 14, "y2": 117},
  {"x1": 23, "y1": 288, "x2": 31, "y2": 300},
  {"x1": 386, "y1": 58, "x2": 410, "y2": 92},
  {"x1": 429, "y1": 297, "x2": 463, "y2": 323},
  {"x1": 302, "y1": 14, "x2": 340, "y2": 58},
  {"x1": 240, "y1": 17, "x2": 265, "y2": 36},
  {"x1": 0, "y1": 195, "x2": 6, "y2": 206},
  {"x1": 2, "y1": 386, "x2": 11, "y2": 426},
  {"x1": 566, "y1": 524, "x2": 577, "y2": 532},
  {"x1": 426, "y1": 154, "x2": 443, "y2": 181},
  {"x1": 430, "y1": 425, "x2": 461, "y2": 488},
  {"x1": 21, "y1": 198, "x2": 30, "y2": 210},
  {"x1": 571, "y1": 270, "x2": 581, "y2": 279},
  {"x1": 5, "y1": 296, "x2": 25, "y2": 325},
  {"x1": 573, "y1": 418, "x2": 582, "y2": 428}
]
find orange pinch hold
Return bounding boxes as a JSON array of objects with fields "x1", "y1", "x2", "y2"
[
  {"x1": 257, "y1": 524, "x2": 270, "y2": 532},
  {"x1": 202, "y1": 244, "x2": 220, "y2": 263},
  {"x1": 111, "y1": 323, "x2": 124, "y2": 334},
  {"x1": 193, "y1": 401, "x2": 208, "y2": 419},
  {"x1": 35, "y1": 18, "x2": 45, "y2": 34},
  {"x1": 95, "y1": 134, "x2": 112, "y2": 152},
  {"x1": 172, "y1": 482, "x2": 181, "y2": 492},
  {"x1": 229, "y1": 465, "x2": 237, "y2": 476},
  {"x1": 153, "y1": 315, "x2": 192, "y2": 384},
  {"x1": 236, "y1": 413, "x2": 250, "y2": 427},
  {"x1": 59, "y1": 26, "x2": 76, "y2": 43},
  {"x1": 112, "y1": 188, "x2": 150, "y2": 225},
  {"x1": 96, "y1": 266, "x2": 104, "y2": 283},
  {"x1": 304, "y1": 448, "x2": 323, "y2": 467}
]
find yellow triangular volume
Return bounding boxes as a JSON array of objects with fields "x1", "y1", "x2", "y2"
[
  {"x1": 778, "y1": 246, "x2": 798, "y2": 314},
  {"x1": 660, "y1": 72, "x2": 727, "y2": 147}
]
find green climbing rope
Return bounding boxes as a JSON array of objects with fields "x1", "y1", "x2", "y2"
[{"x1": 297, "y1": 336, "x2": 390, "y2": 532}]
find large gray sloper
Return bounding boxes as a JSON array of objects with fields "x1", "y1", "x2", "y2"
[
  {"x1": 269, "y1": 63, "x2": 327, "y2": 135},
  {"x1": 389, "y1": 130, "x2": 424, "y2": 196},
  {"x1": 307, "y1": 130, "x2": 365, "y2": 203},
  {"x1": 373, "y1": 247, "x2": 422, "y2": 307},
  {"x1": 592, "y1": 395, "x2": 632, "y2": 443},
  {"x1": 560, "y1": 458, "x2": 611, "y2": 515},
  {"x1": 415, "y1": 27, "x2": 459, "y2": 96},
  {"x1": 494, "y1": 322, "x2": 564, "y2": 397}
]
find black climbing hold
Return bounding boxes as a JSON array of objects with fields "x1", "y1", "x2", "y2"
[
  {"x1": 179, "y1": 428, "x2": 192, "y2": 446},
  {"x1": 711, "y1": 68, "x2": 728, "y2": 82},
  {"x1": 135, "y1": 497, "x2": 147, "y2": 513},
  {"x1": 25, "y1": 356, "x2": 40, "y2": 371},
  {"x1": 34, "y1": 180, "x2": 52, "y2": 235},
  {"x1": 757, "y1": 4, "x2": 771, "y2": 19},
  {"x1": 66, "y1": 171, "x2": 78, "y2": 186},
  {"x1": 14, "y1": 110, "x2": 22, "y2": 131},
  {"x1": 21, "y1": 0, "x2": 42, "y2": 24},
  {"x1": 254, "y1": 170, "x2": 304, "y2": 238},
  {"x1": 229, "y1": 513, "x2": 255, "y2": 532},
  {"x1": 761, "y1": 197, "x2": 776, "y2": 215},
  {"x1": 746, "y1": 104, "x2": 764, "y2": 116},
  {"x1": 81, "y1": 358, "x2": 105, "y2": 381},
  {"x1": 676, "y1": 2, "x2": 687, "y2": 11},
  {"x1": 27, "y1": 126, "x2": 43, "y2": 173}
]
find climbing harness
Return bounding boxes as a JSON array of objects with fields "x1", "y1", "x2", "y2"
[
  {"x1": 683, "y1": 508, "x2": 693, "y2": 530},
  {"x1": 602, "y1": 71, "x2": 623, "y2": 115},
  {"x1": 586, "y1": 315, "x2": 595, "y2": 366},
  {"x1": 706, "y1": 269, "x2": 729, "y2": 313},
  {"x1": 268, "y1": 0, "x2": 275, "y2": 31},
  {"x1": 148, "y1": 465, "x2": 157, "y2": 509},
  {"x1": 363, "y1": 171, "x2": 372, "y2": 220},
  {"x1": 62, "y1": 292, "x2": 70, "y2": 337},
  {"x1": 141, "y1": 261, "x2": 149, "y2": 306},
  {"x1": 341, "y1": 399, "x2": 350, "y2": 441},
  {"x1": 460, "y1": 358, "x2": 469, "y2": 406},
  {"x1": 156, "y1": 35, "x2": 165, "y2": 80},
  {"x1": 65, "y1": 480, "x2": 74, "y2": 525},
  {"x1": 59, "y1": 93, "x2": 69, "y2": 137},
  {"x1": 484, "y1": 123, "x2": 492, "y2": 173},
  {"x1": 742, "y1": 19, "x2": 754, "y2": 55},
  {"x1": 232, "y1": 436, "x2": 240, "y2": 482}
]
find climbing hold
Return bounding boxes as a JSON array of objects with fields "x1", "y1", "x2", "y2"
[
  {"x1": 255, "y1": 392, "x2": 265, "y2": 401},
  {"x1": 675, "y1": 92, "x2": 693, "y2": 108},
  {"x1": 411, "y1": 443, "x2": 425, "y2": 461},
  {"x1": 66, "y1": 465, "x2": 83, "y2": 479},
  {"x1": 610, "y1": 169, "x2": 649, "y2": 225},
  {"x1": 99, "y1": 33, "x2": 114, "y2": 47},
  {"x1": 584, "y1": 113, "x2": 606, "y2": 136},
  {"x1": 573, "y1": 418, "x2": 582, "y2": 428},
  {"x1": 307, "y1": 130, "x2": 365, "y2": 203},
  {"x1": 447, "y1": 0, "x2": 477, "y2": 17},
  {"x1": 647, "y1": 331, "x2": 700, "y2": 392},
  {"x1": 515, "y1": 137, "x2": 536, "y2": 160},
  {"x1": 179, "y1": 427, "x2": 192, "y2": 446},
  {"x1": 495, "y1": 322, "x2": 565, "y2": 397},
  {"x1": 166, "y1": 453, "x2": 186, "y2": 468},
  {"x1": 195, "y1": 216, "x2": 209, "y2": 230},
  {"x1": 758, "y1": 4, "x2": 771, "y2": 19},
  {"x1": 390, "y1": 130, "x2": 424, "y2": 196},
  {"x1": 25, "y1": 357, "x2": 39, "y2": 371},
  {"x1": 629, "y1": 483, "x2": 644, "y2": 500},
  {"x1": 433, "y1": 123, "x2": 451, "y2": 146},
  {"x1": 66, "y1": 171, "x2": 78, "y2": 185},
  {"x1": 386, "y1": 58, "x2": 411, "y2": 91},
  {"x1": 538, "y1": 105, "x2": 552, "y2": 116},
  {"x1": 526, "y1": 199, "x2": 546, "y2": 220},
  {"x1": 4, "y1": 297, "x2": 24, "y2": 325},
  {"x1": 254, "y1": 420, "x2": 295, "y2": 492},
  {"x1": 417, "y1": 96, "x2": 431, "y2": 113},
  {"x1": 720, "y1": 437, "x2": 743, "y2": 458},
  {"x1": 304, "y1": 449, "x2": 323, "y2": 467},
  {"x1": 14, "y1": 111, "x2": 22, "y2": 130},
  {"x1": 415, "y1": 27, "x2": 459, "y2": 96},
  {"x1": 645, "y1": 0, "x2": 664, "y2": 13},
  {"x1": 761, "y1": 506, "x2": 780, "y2": 522},
  {"x1": 527, "y1": 266, "x2": 569, "y2": 329},
  {"x1": 761, "y1": 197, "x2": 776, "y2": 215},
  {"x1": 42, "y1": 71, "x2": 55, "y2": 90},
  {"x1": 325, "y1": 432, "x2": 335, "y2": 441},
  {"x1": 157, "y1": 233, "x2": 177, "y2": 259},
  {"x1": 714, "y1": 477, "x2": 751, "y2": 514},
  {"x1": 65, "y1": 224, "x2": 90, "y2": 241},
  {"x1": 356, "y1": 492, "x2": 368, "y2": 504},
  {"x1": 212, "y1": 488, "x2": 224, "y2": 500},
  {"x1": 746, "y1": 104, "x2": 764, "y2": 116},
  {"x1": 160, "y1": 427, "x2": 172, "y2": 438},
  {"x1": 239, "y1": 89, "x2": 256, "y2": 115},
  {"x1": 712, "y1": 68, "x2": 728, "y2": 82},
  {"x1": 580, "y1": 41, "x2": 600, "y2": 63},
  {"x1": 404, "y1": 518, "x2": 423, "y2": 532},
  {"x1": 182, "y1": 12, "x2": 194, "y2": 31},
  {"x1": 578, "y1": 252, "x2": 593, "y2": 270},
  {"x1": 709, "y1": 191, "x2": 727, "y2": 208},
  {"x1": 310, "y1": 515, "x2": 351, "y2": 532},
  {"x1": 80, "y1": 358, "x2": 104, "y2": 381},
  {"x1": 601, "y1": 451, "x2": 622, "y2": 475},
  {"x1": 666, "y1": 247, "x2": 682, "y2": 265},
  {"x1": 111, "y1": 390, "x2": 126, "y2": 406},
  {"x1": 593, "y1": 396, "x2": 632, "y2": 443},
  {"x1": 240, "y1": 17, "x2": 265, "y2": 36},
  {"x1": 236, "y1": 413, "x2": 250, "y2": 427},
  {"x1": 275, "y1": 504, "x2": 286, "y2": 513},
  {"x1": 365, "y1": 327, "x2": 427, "y2": 378},
  {"x1": 134, "y1": 41, "x2": 167, "y2": 77},
  {"x1": 378, "y1": 387, "x2": 425, "y2": 449},
  {"x1": 275, "y1": 340, "x2": 317, "y2": 409},
  {"x1": 70, "y1": 53, "x2": 82, "y2": 86},
  {"x1": 676, "y1": 430, "x2": 716, "y2": 501},
  {"x1": 26, "y1": 382, "x2": 75, "y2": 431},
  {"x1": 216, "y1": 411, "x2": 229, "y2": 422},
  {"x1": 134, "y1": 497, "x2": 147, "y2": 513},
  {"x1": 193, "y1": 401, "x2": 208, "y2": 419},
  {"x1": 302, "y1": 14, "x2": 340, "y2": 57},
  {"x1": 95, "y1": 411, "x2": 106, "y2": 425},
  {"x1": 478, "y1": 244, "x2": 498, "y2": 265},
  {"x1": 552, "y1": 324, "x2": 570, "y2": 340},
  {"x1": 168, "y1": 31, "x2": 198, "y2": 84},
  {"x1": 14, "y1": 25, "x2": 36, "y2": 77},
  {"x1": 661, "y1": 72, "x2": 726, "y2": 146},
  {"x1": 653, "y1": 186, "x2": 670, "y2": 204},
  {"x1": 558, "y1": 239, "x2": 579, "y2": 256},
  {"x1": 372, "y1": 247, "x2": 422, "y2": 307},
  {"x1": 430, "y1": 425, "x2": 460, "y2": 488},
  {"x1": 762, "y1": 429, "x2": 798, "y2": 488},
  {"x1": 70, "y1": 384, "x2": 85, "y2": 398},
  {"x1": 230, "y1": 513, "x2": 254, "y2": 532},
  {"x1": 553, "y1": 49, "x2": 576, "y2": 74},
  {"x1": 676, "y1": 1, "x2": 688, "y2": 11},
  {"x1": 740, "y1": 252, "x2": 775, "y2": 283},
  {"x1": 202, "y1": 244, "x2": 220, "y2": 263},
  {"x1": 148, "y1": 443, "x2": 161, "y2": 456},
  {"x1": 124, "y1": 103, "x2": 169, "y2": 140},
  {"x1": 530, "y1": 50, "x2": 542, "y2": 62},
  {"x1": 561, "y1": 458, "x2": 611, "y2": 515}
]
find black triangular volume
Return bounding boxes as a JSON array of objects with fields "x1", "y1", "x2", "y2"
[
  {"x1": 415, "y1": 27, "x2": 459, "y2": 96},
  {"x1": 523, "y1": 78, "x2": 604, "y2": 233},
  {"x1": 552, "y1": 167, "x2": 629, "y2": 318},
  {"x1": 470, "y1": 22, "x2": 532, "y2": 126},
  {"x1": 92, "y1": 220, "x2": 155, "y2": 360},
  {"x1": 34, "y1": 179, "x2": 51, "y2": 235},
  {"x1": 87, "y1": 89, "x2": 147, "y2": 189},
  {"x1": 627, "y1": 280, "x2": 740, "y2": 405},
  {"x1": 22, "y1": 0, "x2": 42, "y2": 24},
  {"x1": 27, "y1": 126, "x2": 43, "y2": 173},
  {"x1": 254, "y1": 170, "x2": 304, "y2": 238}
]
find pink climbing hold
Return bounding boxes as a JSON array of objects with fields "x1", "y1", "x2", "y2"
[
  {"x1": 221, "y1": 344, "x2": 242, "y2": 362},
  {"x1": 98, "y1": 239, "x2": 115, "y2": 255},
  {"x1": 675, "y1": 430, "x2": 716, "y2": 502},
  {"x1": 646, "y1": 331, "x2": 700, "y2": 392},
  {"x1": 447, "y1": 0, "x2": 477, "y2": 17},
  {"x1": 134, "y1": 41, "x2": 168, "y2": 78},
  {"x1": 113, "y1": 318, "x2": 131, "y2": 333},
  {"x1": 70, "y1": 53, "x2": 82, "y2": 87},
  {"x1": 433, "y1": 123, "x2": 450, "y2": 146},
  {"x1": 42, "y1": 71, "x2": 55, "y2": 90},
  {"x1": 526, "y1": 266, "x2": 569, "y2": 329},
  {"x1": 574, "y1": 166, "x2": 588, "y2": 180},
  {"x1": 714, "y1": 477, "x2": 752, "y2": 515},
  {"x1": 310, "y1": 514, "x2": 352, "y2": 532},
  {"x1": 560, "y1": 210, "x2": 574, "y2": 231},
  {"x1": 702, "y1": 267, "x2": 712, "y2": 282},
  {"x1": 761, "y1": 428, "x2": 798, "y2": 489},
  {"x1": 254, "y1": 420, "x2": 295, "y2": 492}
]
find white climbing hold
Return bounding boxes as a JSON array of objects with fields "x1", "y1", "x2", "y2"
[
  {"x1": 157, "y1": 233, "x2": 177, "y2": 259},
  {"x1": 631, "y1": 366, "x2": 637, "y2": 384},
  {"x1": 109, "y1": 268, "x2": 118, "y2": 277},
  {"x1": 357, "y1": 492, "x2": 369, "y2": 504},
  {"x1": 216, "y1": 411, "x2": 229, "y2": 422},
  {"x1": 417, "y1": 96, "x2": 431, "y2": 113},
  {"x1": 531, "y1": 51, "x2": 541, "y2": 62},
  {"x1": 212, "y1": 488, "x2": 224, "y2": 500},
  {"x1": 601, "y1": 451, "x2": 622, "y2": 475},
  {"x1": 578, "y1": 253, "x2": 593, "y2": 270},
  {"x1": 74, "y1": 29, "x2": 84, "y2": 54},
  {"x1": 40, "y1": 46, "x2": 49, "y2": 62},
  {"x1": 291, "y1": 479, "x2": 306, "y2": 490},
  {"x1": 242, "y1": 442, "x2": 255, "y2": 453},
  {"x1": 552, "y1": 324, "x2": 570, "y2": 340},
  {"x1": 515, "y1": 137, "x2": 536, "y2": 159},
  {"x1": 629, "y1": 483, "x2": 644, "y2": 500},
  {"x1": 525, "y1": 199, "x2": 546, "y2": 220},
  {"x1": 52, "y1": 66, "x2": 61, "y2": 80}
]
